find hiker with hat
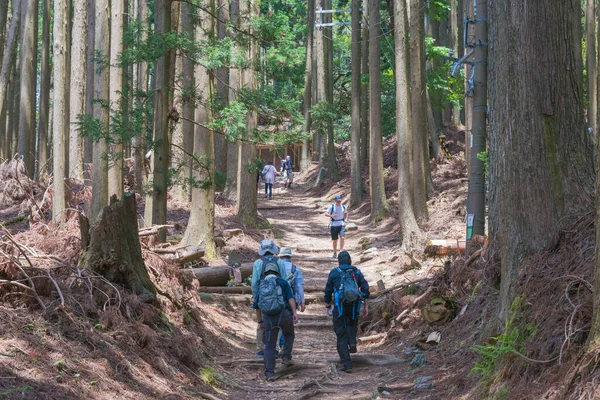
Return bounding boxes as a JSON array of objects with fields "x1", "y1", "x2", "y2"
[
  {"x1": 324, "y1": 251, "x2": 370, "y2": 373},
  {"x1": 325, "y1": 195, "x2": 349, "y2": 258},
  {"x1": 281, "y1": 155, "x2": 294, "y2": 189},
  {"x1": 252, "y1": 239, "x2": 287, "y2": 356},
  {"x1": 253, "y1": 257, "x2": 298, "y2": 381},
  {"x1": 261, "y1": 161, "x2": 280, "y2": 200},
  {"x1": 277, "y1": 247, "x2": 306, "y2": 352}
]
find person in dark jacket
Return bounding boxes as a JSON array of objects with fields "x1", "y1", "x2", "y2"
[
  {"x1": 323, "y1": 251, "x2": 370, "y2": 372},
  {"x1": 253, "y1": 263, "x2": 298, "y2": 381}
]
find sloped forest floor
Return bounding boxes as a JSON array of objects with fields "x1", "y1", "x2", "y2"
[{"x1": 1, "y1": 126, "x2": 598, "y2": 399}]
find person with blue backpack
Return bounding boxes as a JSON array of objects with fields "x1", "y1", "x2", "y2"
[
  {"x1": 277, "y1": 247, "x2": 305, "y2": 352},
  {"x1": 324, "y1": 251, "x2": 370, "y2": 373},
  {"x1": 325, "y1": 195, "x2": 349, "y2": 259},
  {"x1": 253, "y1": 261, "x2": 298, "y2": 381},
  {"x1": 252, "y1": 239, "x2": 287, "y2": 356}
]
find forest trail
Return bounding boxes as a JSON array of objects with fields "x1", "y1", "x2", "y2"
[{"x1": 216, "y1": 186, "x2": 418, "y2": 400}]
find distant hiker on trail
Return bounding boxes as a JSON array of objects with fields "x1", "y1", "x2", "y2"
[
  {"x1": 253, "y1": 261, "x2": 298, "y2": 381},
  {"x1": 252, "y1": 239, "x2": 287, "y2": 356},
  {"x1": 281, "y1": 155, "x2": 294, "y2": 189},
  {"x1": 324, "y1": 251, "x2": 370, "y2": 373},
  {"x1": 325, "y1": 195, "x2": 348, "y2": 258},
  {"x1": 261, "y1": 161, "x2": 279, "y2": 200},
  {"x1": 277, "y1": 247, "x2": 305, "y2": 352}
]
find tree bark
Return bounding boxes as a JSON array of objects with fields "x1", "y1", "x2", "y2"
[
  {"x1": 52, "y1": 0, "x2": 69, "y2": 221},
  {"x1": 215, "y1": 0, "x2": 229, "y2": 191},
  {"x1": 91, "y1": 0, "x2": 109, "y2": 220},
  {"x1": 236, "y1": 0, "x2": 257, "y2": 228},
  {"x1": 68, "y1": 0, "x2": 87, "y2": 180},
  {"x1": 350, "y1": 0, "x2": 362, "y2": 206},
  {"x1": 315, "y1": 0, "x2": 326, "y2": 167},
  {"x1": 394, "y1": 0, "x2": 420, "y2": 248},
  {"x1": 225, "y1": 0, "x2": 240, "y2": 201},
  {"x1": 488, "y1": 0, "x2": 594, "y2": 322},
  {"x1": 360, "y1": 0, "x2": 369, "y2": 166},
  {"x1": 368, "y1": 0, "x2": 388, "y2": 222},
  {"x1": 81, "y1": 193, "x2": 156, "y2": 301},
  {"x1": 408, "y1": 0, "x2": 429, "y2": 222},
  {"x1": 587, "y1": 0, "x2": 597, "y2": 136},
  {"x1": 84, "y1": 0, "x2": 96, "y2": 181},
  {"x1": 108, "y1": 0, "x2": 124, "y2": 198},
  {"x1": 324, "y1": 0, "x2": 339, "y2": 179},
  {"x1": 449, "y1": 0, "x2": 461, "y2": 126},
  {"x1": 463, "y1": 0, "x2": 473, "y2": 167},
  {"x1": 17, "y1": 0, "x2": 37, "y2": 175},
  {"x1": 146, "y1": 0, "x2": 172, "y2": 242},
  {"x1": 181, "y1": 2, "x2": 194, "y2": 202},
  {"x1": 0, "y1": 1, "x2": 20, "y2": 161},
  {"x1": 132, "y1": 0, "x2": 147, "y2": 193},
  {"x1": 181, "y1": 5, "x2": 218, "y2": 258},
  {"x1": 301, "y1": 0, "x2": 315, "y2": 172},
  {"x1": 36, "y1": 0, "x2": 51, "y2": 178}
]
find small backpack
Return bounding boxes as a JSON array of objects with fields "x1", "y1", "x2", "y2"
[
  {"x1": 329, "y1": 204, "x2": 347, "y2": 223},
  {"x1": 257, "y1": 275, "x2": 285, "y2": 315},
  {"x1": 335, "y1": 267, "x2": 360, "y2": 304},
  {"x1": 286, "y1": 264, "x2": 298, "y2": 296}
]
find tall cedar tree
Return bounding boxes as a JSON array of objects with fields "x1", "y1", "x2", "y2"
[
  {"x1": 69, "y1": 0, "x2": 87, "y2": 180},
  {"x1": 36, "y1": 0, "x2": 50, "y2": 177},
  {"x1": 226, "y1": 0, "x2": 240, "y2": 201},
  {"x1": 488, "y1": 0, "x2": 594, "y2": 322},
  {"x1": 0, "y1": 1, "x2": 20, "y2": 161},
  {"x1": 349, "y1": 0, "x2": 362, "y2": 205},
  {"x1": 301, "y1": 0, "x2": 314, "y2": 171},
  {"x1": 108, "y1": 0, "x2": 124, "y2": 198}
]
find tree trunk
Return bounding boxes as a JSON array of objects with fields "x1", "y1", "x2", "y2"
[
  {"x1": 81, "y1": 193, "x2": 156, "y2": 301},
  {"x1": 68, "y1": 0, "x2": 87, "y2": 180},
  {"x1": 301, "y1": 0, "x2": 314, "y2": 172},
  {"x1": 84, "y1": 0, "x2": 95, "y2": 181},
  {"x1": 184, "y1": 263, "x2": 254, "y2": 287},
  {"x1": 213, "y1": 0, "x2": 228, "y2": 190},
  {"x1": 52, "y1": 0, "x2": 69, "y2": 221},
  {"x1": 236, "y1": 0, "x2": 257, "y2": 228},
  {"x1": 225, "y1": 0, "x2": 240, "y2": 201},
  {"x1": 350, "y1": 0, "x2": 362, "y2": 206},
  {"x1": 132, "y1": 0, "x2": 147, "y2": 193},
  {"x1": 489, "y1": 0, "x2": 594, "y2": 322},
  {"x1": 17, "y1": 0, "x2": 37, "y2": 175},
  {"x1": 108, "y1": 0, "x2": 124, "y2": 198},
  {"x1": 409, "y1": 0, "x2": 429, "y2": 221},
  {"x1": 181, "y1": 5, "x2": 218, "y2": 258},
  {"x1": 463, "y1": 0, "x2": 473, "y2": 167},
  {"x1": 449, "y1": 0, "x2": 461, "y2": 126},
  {"x1": 91, "y1": 0, "x2": 109, "y2": 220},
  {"x1": 146, "y1": 0, "x2": 172, "y2": 242},
  {"x1": 587, "y1": 0, "x2": 597, "y2": 135},
  {"x1": 368, "y1": 0, "x2": 388, "y2": 222},
  {"x1": 360, "y1": 0, "x2": 369, "y2": 166},
  {"x1": 315, "y1": 0, "x2": 326, "y2": 167},
  {"x1": 171, "y1": 46, "x2": 186, "y2": 201},
  {"x1": 0, "y1": 1, "x2": 20, "y2": 161},
  {"x1": 395, "y1": 0, "x2": 420, "y2": 248},
  {"x1": 181, "y1": 2, "x2": 194, "y2": 202},
  {"x1": 324, "y1": 0, "x2": 338, "y2": 179},
  {"x1": 36, "y1": 0, "x2": 51, "y2": 178}
]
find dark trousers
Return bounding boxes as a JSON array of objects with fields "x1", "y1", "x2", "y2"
[
  {"x1": 332, "y1": 305, "x2": 359, "y2": 368},
  {"x1": 264, "y1": 183, "x2": 273, "y2": 198},
  {"x1": 263, "y1": 309, "x2": 295, "y2": 377}
]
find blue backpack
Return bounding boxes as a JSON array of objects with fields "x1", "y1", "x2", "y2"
[{"x1": 334, "y1": 267, "x2": 362, "y2": 319}]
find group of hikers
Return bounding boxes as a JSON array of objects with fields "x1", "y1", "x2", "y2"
[
  {"x1": 259, "y1": 155, "x2": 294, "y2": 199},
  {"x1": 251, "y1": 231, "x2": 370, "y2": 381}
]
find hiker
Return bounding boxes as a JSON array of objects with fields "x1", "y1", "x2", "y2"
[
  {"x1": 325, "y1": 195, "x2": 348, "y2": 258},
  {"x1": 253, "y1": 261, "x2": 298, "y2": 381},
  {"x1": 261, "y1": 161, "x2": 279, "y2": 200},
  {"x1": 324, "y1": 251, "x2": 370, "y2": 373},
  {"x1": 277, "y1": 247, "x2": 305, "y2": 351},
  {"x1": 252, "y1": 239, "x2": 287, "y2": 356},
  {"x1": 281, "y1": 155, "x2": 294, "y2": 189}
]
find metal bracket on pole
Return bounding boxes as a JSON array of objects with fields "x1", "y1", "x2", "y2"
[
  {"x1": 451, "y1": 48, "x2": 475, "y2": 77},
  {"x1": 315, "y1": 7, "x2": 360, "y2": 29}
]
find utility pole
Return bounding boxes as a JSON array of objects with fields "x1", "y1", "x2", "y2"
[{"x1": 465, "y1": 0, "x2": 487, "y2": 249}]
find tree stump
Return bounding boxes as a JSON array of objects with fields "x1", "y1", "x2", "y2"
[{"x1": 80, "y1": 193, "x2": 156, "y2": 302}]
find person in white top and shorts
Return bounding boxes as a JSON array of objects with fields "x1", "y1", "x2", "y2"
[{"x1": 325, "y1": 195, "x2": 348, "y2": 259}]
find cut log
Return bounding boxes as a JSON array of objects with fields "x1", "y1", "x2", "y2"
[
  {"x1": 183, "y1": 263, "x2": 254, "y2": 286},
  {"x1": 358, "y1": 332, "x2": 387, "y2": 343},
  {"x1": 215, "y1": 228, "x2": 243, "y2": 239},
  {"x1": 424, "y1": 239, "x2": 466, "y2": 257},
  {"x1": 138, "y1": 224, "x2": 173, "y2": 237},
  {"x1": 376, "y1": 280, "x2": 385, "y2": 291},
  {"x1": 175, "y1": 246, "x2": 205, "y2": 264},
  {"x1": 197, "y1": 285, "x2": 325, "y2": 294},
  {"x1": 80, "y1": 193, "x2": 156, "y2": 302}
]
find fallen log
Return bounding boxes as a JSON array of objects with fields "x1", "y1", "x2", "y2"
[
  {"x1": 197, "y1": 285, "x2": 325, "y2": 294},
  {"x1": 424, "y1": 239, "x2": 466, "y2": 257},
  {"x1": 175, "y1": 246, "x2": 205, "y2": 265},
  {"x1": 183, "y1": 263, "x2": 254, "y2": 286},
  {"x1": 358, "y1": 332, "x2": 387, "y2": 343},
  {"x1": 138, "y1": 225, "x2": 173, "y2": 237}
]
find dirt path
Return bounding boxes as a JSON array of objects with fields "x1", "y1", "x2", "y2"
[{"x1": 216, "y1": 188, "x2": 416, "y2": 400}]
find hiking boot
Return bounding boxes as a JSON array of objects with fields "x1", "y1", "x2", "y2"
[
  {"x1": 256, "y1": 350, "x2": 264, "y2": 357},
  {"x1": 281, "y1": 358, "x2": 293, "y2": 366},
  {"x1": 340, "y1": 365, "x2": 353, "y2": 373},
  {"x1": 349, "y1": 344, "x2": 357, "y2": 354},
  {"x1": 332, "y1": 252, "x2": 337, "y2": 259},
  {"x1": 266, "y1": 374, "x2": 276, "y2": 382},
  {"x1": 264, "y1": 194, "x2": 268, "y2": 198}
]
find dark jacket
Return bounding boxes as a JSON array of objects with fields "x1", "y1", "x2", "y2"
[
  {"x1": 324, "y1": 264, "x2": 370, "y2": 305},
  {"x1": 252, "y1": 276, "x2": 295, "y2": 311}
]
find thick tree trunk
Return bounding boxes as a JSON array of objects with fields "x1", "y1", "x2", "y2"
[
  {"x1": 350, "y1": 0, "x2": 362, "y2": 206},
  {"x1": 69, "y1": 0, "x2": 87, "y2": 180},
  {"x1": 301, "y1": 0, "x2": 315, "y2": 172},
  {"x1": 36, "y1": 0, "x2": 51, "y2": 178},
  {"x1": 489, "y1": 0, "x2": 594, "y2": 321},
  {"x1": 315, "y1": 0, "x2": 326, "y2": 167},
  {"x1": 368, "y1": 0, "x2": 388, "y2": 222},
  {"x1": 52, "y1": 0, "x2": 69, "y2": 221},
  {"x1": 215, "y1": 0, "x2": 229, "y2": 191},
  {"x1": 225, "y1": 0, "x2": 240, "y2": 201},
  {"x1": 84, "y1": 0, "x2": 95, "y2": 181},
  {"x1": 0, "y1": 1, "x2": 20, "y2": 161},
  {"x1": 324, "y1": 0, "x2": 338, "y2": 179},
  {"x1": 181, "y1": 6, "x2": 218, "y2": 258},
  {"x1": 132, "y1": 0, "x2": 147, "y2": 193},
  {"x1": 108, "y1": 0, "x2": 124, "y2": 198},
  {"x1": 91, "y1": 0, "x2": 109, "y2": 220},
  {"x1": 181, "y1": 3, "x2": 194, "y2": 202},
  {"x1": 17, "y1": 0, "x2": 37, "y2": 175},
  {"x1": 171, "y1": 47, "x2": 186, "y2": 201},
  {"x1": 360, "y1": 0, "x2": 369, "y2": 166},
  {"x1": 449, "y1": 0, "x2": 461, "y2": 126},
  {"x1": 146, "y1": 0, "x2": 172, "y2": 242},
  {"x1": 408, "y1": 0, "x2": 429, "y2": 222},
  {"x1": 587, "y1": 0, "x2": 597, "y2": 135},
  {"x1": 81, "y1": 193, "x2": 156, "y2": 301},
  {"x1": 395, "y1": 0, "x2": 419, "y2": 248}
]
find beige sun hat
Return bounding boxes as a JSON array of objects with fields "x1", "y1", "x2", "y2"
[{"x1": 279, "y1": 247, "x2": 293, "y2": 257}]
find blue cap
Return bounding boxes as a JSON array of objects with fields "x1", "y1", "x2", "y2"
[{"x1": 334, "y1": 195, "x2": 343, "y2": 201}]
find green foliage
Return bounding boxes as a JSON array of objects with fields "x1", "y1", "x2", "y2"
[
  {"x1": 427, "y1": 0, "x2": 451, "y2": 20},
  {"x1": 425, "y1": 36, "x2": 464, "y2": 110},
  {"x1": 470, "y1": 297, "x2": 537, "y2": 386},
  {"x1": 477, "y1": 151, "x2": 489, "y2": 176},
  {"x1": 1, "y1": 385, "x2": 33, "y2": 397},
  {"x1": 310, "y1": 101, "x2": 336, "y2": 135}
]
